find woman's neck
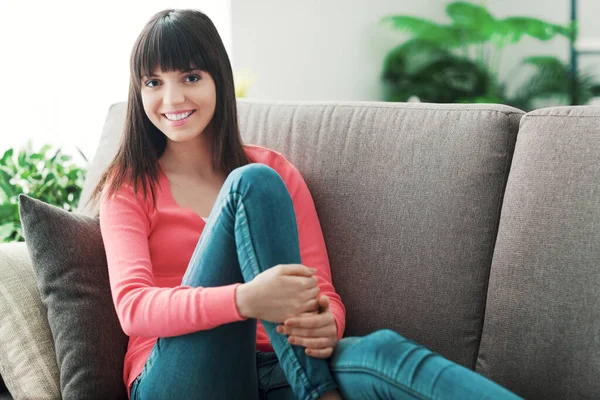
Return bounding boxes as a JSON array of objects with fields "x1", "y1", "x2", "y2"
[{"x1": 159, "y1": 134, "x2": 220, "y2": 181}]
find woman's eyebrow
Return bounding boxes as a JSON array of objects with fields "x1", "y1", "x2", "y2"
[{"x1": 142, "y1": 68, "x2": 200, "y2": 79}]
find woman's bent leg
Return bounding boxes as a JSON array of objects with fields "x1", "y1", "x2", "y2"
[
  {"x1": 328, "y1": 329, "x2": 522, "y2": 400},
  {"x1": 133, "y1": 164, "x2": 336, "y2": 400}
]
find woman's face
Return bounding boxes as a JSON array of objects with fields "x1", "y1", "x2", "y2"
[{"x1": 140, "y1": 68, "x2": 216, "y2": 142}]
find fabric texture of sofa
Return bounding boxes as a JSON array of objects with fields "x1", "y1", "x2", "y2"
[{"x1": 0, "y1": 99, "x2": 598, "y2": 399}]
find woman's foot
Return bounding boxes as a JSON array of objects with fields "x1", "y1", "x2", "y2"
[{"x1": 319, "y1": 389, "x2": 343, "y2": 400}]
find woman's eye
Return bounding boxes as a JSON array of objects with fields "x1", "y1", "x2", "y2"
[
  {"x1": 186, "y1": 74, "x2": 201, "y2": 83},
  {"x1": 145, "y1": 80, "x2": 160, "y2": 87}
]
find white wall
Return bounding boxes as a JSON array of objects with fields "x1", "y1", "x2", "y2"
[
  {"x1": 231, "y1": 0, "x2": 600, "y2": 101},
  {"x1": 0, "y1": 0, "x2": 231, "y2": 163}
]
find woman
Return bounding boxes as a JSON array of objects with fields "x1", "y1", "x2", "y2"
[{"x1": 88, "y1": 8, "x2": 522, "y2": 400}]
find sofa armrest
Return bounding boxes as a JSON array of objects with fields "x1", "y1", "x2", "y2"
[
  {"x1": 0, "y1": 241, "x2": 61, "y2": 399},
  {"x1": 0, "y1": 242, "x2": 32, "y2": 399}
]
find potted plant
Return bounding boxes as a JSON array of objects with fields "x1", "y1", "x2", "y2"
[
  {"x1": 379, "y1": 1, "x2": 600, "y2": 110},
  {"x1": 0, "y1": 141, "x2": 87, "y2": 242}
]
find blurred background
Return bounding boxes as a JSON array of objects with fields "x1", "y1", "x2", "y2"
[
  {"x1": 1, "y1": 0, "x2": 599, "y2": 159},
  {"x1": 0, "y1": 0, "x2": 598, "y2": 240}
]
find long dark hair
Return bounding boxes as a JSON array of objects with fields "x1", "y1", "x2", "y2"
[{"x1": 87, "y1": 8, "x2": 249, "y2": 214}]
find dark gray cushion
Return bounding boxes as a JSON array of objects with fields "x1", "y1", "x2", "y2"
[
  {"x1": 236, "y1": 100, "x2": 524, "y2": 369},
  {"x1": 476, "y1": 106, "x2": 600, "y2": 399},
  {"x1": 19, "y1": 194, "x2": 128, "y2": 400}
]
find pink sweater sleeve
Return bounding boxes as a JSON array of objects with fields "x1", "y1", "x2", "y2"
[
  {"x1": 273, "y1": 156, "x2": 347, "y2": 340},
  {"x1": 99, "y1": 183, "x2": 245, "y2": 338}
]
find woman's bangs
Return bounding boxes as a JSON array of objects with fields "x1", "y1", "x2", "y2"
[{"x1": 134, "y1": 19, "x2": 209, "y2": 83}]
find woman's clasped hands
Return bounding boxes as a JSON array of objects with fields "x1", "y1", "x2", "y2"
[{"x1": 235, "y1": 264, "x2": 338, "y2": 359}]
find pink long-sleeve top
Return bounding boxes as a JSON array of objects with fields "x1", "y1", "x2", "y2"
[{"x1": 99, "y1": 144, "x2": 346, "y2": 398}]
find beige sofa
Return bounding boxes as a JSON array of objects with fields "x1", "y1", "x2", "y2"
[{"x1": 1, "y1": 99, "x2": 599, "y2": 399}]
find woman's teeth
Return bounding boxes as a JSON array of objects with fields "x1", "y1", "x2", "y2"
[{"x1": 164, "y1": 110, "x2": 194, "y2": 121}]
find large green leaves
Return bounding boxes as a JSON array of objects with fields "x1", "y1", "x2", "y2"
[
  {"x1": 0, "y1": 141, "x2": 87, "y2": 242},
  {"x1": 381, "y1": 1, "x2": 571, "y2": 47},
  {"x1": 382, "y1": 39, "x2": 490, "y2": 103},
  {"x1": 379, "y1": 0, "x2": 585, "y2": 109},
  {"x1": 511, "y1": 56, "x2": 599, "y2": 109}
]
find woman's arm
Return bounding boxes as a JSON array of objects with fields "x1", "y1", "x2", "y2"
[{"x1": 99, "y1": 183, "x2": 245, "y2": 338}]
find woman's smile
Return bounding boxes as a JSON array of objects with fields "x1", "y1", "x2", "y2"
[{"x1": 162, "y1": 110, "x2": 196, "y2": 127}]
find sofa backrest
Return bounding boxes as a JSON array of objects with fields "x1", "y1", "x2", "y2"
[
  {"x1": 79, "y1": 99, "x2": 524, "y2": 371},
  {"x1": 235, "y1": 100, "x2": 523, "y2": 369},
  {"x1": 476, "y1": 106, "x2": 600, "y2": 398}
]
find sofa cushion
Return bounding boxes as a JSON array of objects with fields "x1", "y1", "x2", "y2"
[
  {"x1": 0, "y1": 242, "x2": 60, "y2": 399},
  {"x1": 476, "y1": 106, "x2": 600, "y2": 398},
  {"x1": 19, "y1": 195, "x2": 129, "y2": 400},
  {"x1": 76, "y1": 100, "x2": 524, "y2": 369}
]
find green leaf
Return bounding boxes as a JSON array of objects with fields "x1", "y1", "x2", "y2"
[
  {"x1": 1, "y1": 149, "x2": 14, "y2": 164},
  {"x1": 17, "y1": 151, "x2": 26, "y2": 168},
  {"x1": 40, "y1": 144, "x2": 53, "y2": 156},
  {"x1": 383, "y1": 39, "x2": 452, "y2": 78},
  {"x1": 0, "y1": 169, "x2": 14, "y2": 199},
  {"x1": 523, "y1": 55, "x2": 565, "y2": 68},
  {"x1": 380, "y1": 16, "x2": 464, "y2": 47},
  {"x1": 0, "y1": 203, "x2": 18, "y2": 222},
  {"x1": 445, "y1": 1, "x2": 497, "y2": 41},
  {"x1": 497, "y1": 17, "x2": 570, "y2": 43}
]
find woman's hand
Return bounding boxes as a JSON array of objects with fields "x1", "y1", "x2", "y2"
[
  {"x1": 236, "y1": 264, "x2": 320, "y2": 323},
  {"x1": 277, "y1": 294, "x2": 338, "y2": 359}
]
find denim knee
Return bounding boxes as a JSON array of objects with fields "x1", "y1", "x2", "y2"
[{"x1": 227, "y1": 163, "x2": 288, "y2": 197}]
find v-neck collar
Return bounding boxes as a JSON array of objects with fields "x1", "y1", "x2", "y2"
[{"x1": 157, "y1": 160, "x2": 207, "y2": 224}]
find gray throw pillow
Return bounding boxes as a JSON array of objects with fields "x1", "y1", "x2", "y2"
[{"x1": 19, "y1": 194, "x2": 129, "y2": 400}]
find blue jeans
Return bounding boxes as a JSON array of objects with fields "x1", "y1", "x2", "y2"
[{"x1": 130, "y1": 164, "x2": 522, "y2": 400}]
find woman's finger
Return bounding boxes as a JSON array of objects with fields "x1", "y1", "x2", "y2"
[
  {"x1": 305, "y1": 347, "x2": 334, "y2": 359},
  {"x1": 288, "y1": 336, "x2": 335, "y2": 349},
  {"x1": 285, "y1": 312, "x2": 331, "y2": 329},
  {"x1": 301, "y1": 299, "x2": 319, "y2": 314},
  {"x1": 278, "y1": 324, "x2": 335, "y2": 338}
]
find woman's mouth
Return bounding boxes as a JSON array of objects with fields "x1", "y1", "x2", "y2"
[{"x1": 163, "y1": 110, "x2": 196, "y2": 126}]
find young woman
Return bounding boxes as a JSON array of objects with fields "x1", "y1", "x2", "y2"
[{"x1": 88, "y1": 8, "x2": 522, "y2": 400}]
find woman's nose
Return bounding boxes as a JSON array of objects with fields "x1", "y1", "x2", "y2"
[{"x1": 162, "y1": 84, "x2": 185, "y2": 105}]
